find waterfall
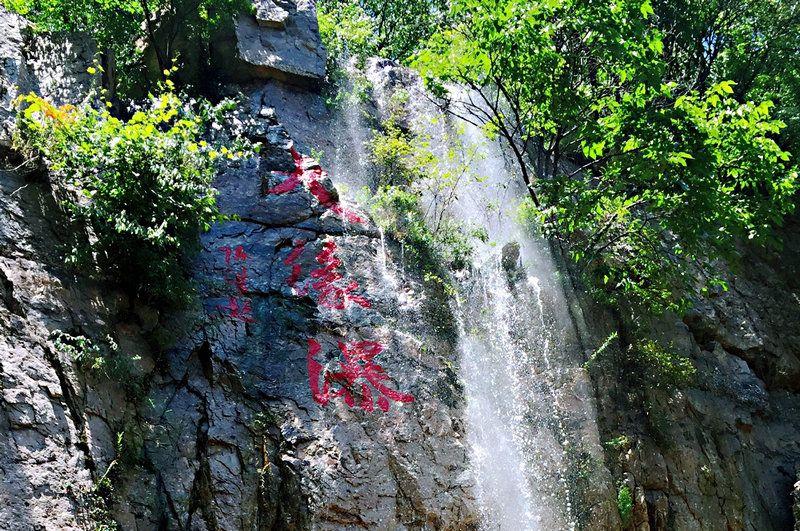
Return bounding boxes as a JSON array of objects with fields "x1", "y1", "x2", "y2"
[
  {"x1": 446, "y1": 119, "x2": 582, "y2": 530},
  {"x1": 329, "y1": 60, "x2": 608, "y2": 530}
]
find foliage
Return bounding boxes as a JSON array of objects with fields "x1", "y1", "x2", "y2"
[
  {"x1": 317, "y1": 0, "x2": 445, "y2": 64},
  {"x1": 617, "y1": 484, "x2": 634, "y2": 526},
  {"x1": 14, "y1": 70, "x2": 247, "y2": 307},
  {"x1": 317, "y1": 0, "x2": 379, "y2": 71},
  {"x1": 361, "y1": 91, "x2": 486, "y2": 280},
  {"x1": 51, "y1": 330, "x2": 145, "y2": 395},
  {"x1": 78, "y1": 429, "x2": 144, "y2": 529},
  {"x1": 1, "y1": 0, "x2": 247, "y2": 94},
  {"x1": 316, "y1": 1, "x2": 379, "y2": 109},
  {"x1": 586, "y1": 333, "x2": 695, "y2": 391},
  {"x1": 653, "y1": 0, "x2": 800, "y2": 151},
  {"x1": 604, "y1": 435, "x2": 632, "y2": 452},
  {"x1": 413, "y1": 0, "x2": 798, "y2": 315}
]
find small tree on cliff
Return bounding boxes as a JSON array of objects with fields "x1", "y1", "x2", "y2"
[{"x1": 13, "y1": 71, "x2": 251, "y2": 306}]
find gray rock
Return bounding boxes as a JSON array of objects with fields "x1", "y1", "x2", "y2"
[
  {"x1": 255, "y1": 0, "x2": 290, "y2": 28},
  {"x1": 586, "y1": 216, "x2": 800, "y2": 530},
  {"x1": 214, "y1": 0, "x2": 327, "y2": 87},
  {"x1": 0, "y1": 7, "x2": 94, "y2": 149}
]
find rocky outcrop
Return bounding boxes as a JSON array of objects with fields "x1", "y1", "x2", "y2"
[
  {"x1": 0, "y1": 107, "x2": 476, "y2": 530},
  {"x1": 0, "y1": 9, "x2": 476, "y2": 528},
  {"x1": 0, "y1": 6, "x2": 94, "y2": 149},
  {"x1": 2, "y1": 2, "x2": 800, "y2": 529},
  {"x1": 213, "y1": 0, "x2": 327, "y2": 87},
  {"x1": 586, "y1": 219, "x2": 800, "y2": 529}
]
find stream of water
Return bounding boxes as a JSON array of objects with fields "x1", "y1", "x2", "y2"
[{"x1": 330, "y1": 60, "x2": 597, "y2": 530}]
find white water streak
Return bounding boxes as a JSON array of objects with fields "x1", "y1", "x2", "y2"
[{"x1": 337, "y1": 62, "x2": 588, "y2": 530}]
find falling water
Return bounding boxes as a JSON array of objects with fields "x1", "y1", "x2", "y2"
[
  {"x1": 449, "y1": 137, "x2": 581, "y2": 529},
  {"x1": 330, "y1": 60, "x2": 608, "y2": 530}
]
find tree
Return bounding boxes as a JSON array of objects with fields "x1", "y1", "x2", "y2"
[
  {"x1": 653, "y1": 0, "x2": 800, "y2": 150},
  {"x1": 2, "y1": 0, "x2": 246, "y2": 95},
  {"x1": 413, "y1": 0, "x2": 798, "y2": 313},
  {"x1": 317, "y1": 0, "x2": 446, "y2": 63}
]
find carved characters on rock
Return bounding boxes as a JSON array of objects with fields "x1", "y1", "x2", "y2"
[
  {"x1": 267, "y1": 147, "x2": 365, "y2": 223},
  {"x1": 307, "y1": 339, "x2": 414, "y2": 412},
  {"x1": 218, "y1": 244, "x2": 255, "y2": 323},
  {"x1": 268, "y1": 148, "x2": 413, "y2": 412}
]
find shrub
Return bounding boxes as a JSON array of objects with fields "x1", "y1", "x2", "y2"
[
  {"x1": 586, "y1": 332, "x2": 695, "y2": 392},
  {"x1": 617, "y1": 484, "x2": 633, "y2": 526},
  {"x1": 51, "y1": 330, "x2": 144, "y2": 396},
  {"x1": 14, "y1": 70, "x2": 248, "y2": 307},
  {"x1": 361, "y1": 97, "x2": 486, "y2": 282}
]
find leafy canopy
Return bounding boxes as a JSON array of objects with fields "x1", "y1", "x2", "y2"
[
  {"x1": 317, "y1": 0, "x2": 446, "y2": 65},
  {"x1": 413, "y1": 0, "x2": 798, "y2": 313}
]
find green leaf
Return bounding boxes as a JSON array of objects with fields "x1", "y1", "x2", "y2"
[{"x1": 640, "y1": 0, "x2": 654, "y2": 18}]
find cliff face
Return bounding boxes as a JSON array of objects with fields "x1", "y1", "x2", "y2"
[
  {"x1": 1, "y1": 3, "x2": 799, "y2": 530},
  {"x1": 585, "y1": 217, "x2": 800, "y2": 530},
  {"x1": 0, "y1": 5, "x2": 476, "y2": 529}
]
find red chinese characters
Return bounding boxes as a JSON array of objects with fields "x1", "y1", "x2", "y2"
[
  {"x1": 267, "y1": 147, "x2": 365, "y2": 224},
  {"x1": 282, "y1": 238, "x2": 412, "y2": 412},
  {"x1": 267, "y1": 148, "x2": 413, "y2": 413},
  {"x1": 282, "y1": 239, "x2": 371, "y2": 310},
  {"x1": 283, "y1": 239, "x2": 307, "y2": 295},
  {"x1": 218, "y1": 245, "x2": 254, "y2": 323},
  {"x1": 309, "y1": 241, "x2": 372, "y2": 310},
  {"x1": 307, "y1": 339, "x2": 414, "y2": 412}
]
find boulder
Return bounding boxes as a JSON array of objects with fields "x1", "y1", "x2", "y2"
[{"x1": 213, "y1": 0, "x2": 326, "y2": 88}]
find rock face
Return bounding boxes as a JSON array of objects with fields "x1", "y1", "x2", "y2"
[
  {"x1": 0, "y1": 7, "x2": 94, "y2": 149},
  {"x1": 0, "y1": 9, "x2": 475, "y2": 529},
  {"x1": 585, "y1": 219, "x2": 800, "y2": 530},
  {"x1": 0, "y1": 126, "x2": 477, "y2": 529},
  {"x1": 213, "y1": 0, "x2": 327, "y2": 87},
  {"x1": 2, "y1": 3, "x2": 800, "y2": 530}
]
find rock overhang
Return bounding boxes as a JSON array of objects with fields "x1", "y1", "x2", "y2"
[{"x1": 214, "y1": 0, "x2": 327, "y2": 89}]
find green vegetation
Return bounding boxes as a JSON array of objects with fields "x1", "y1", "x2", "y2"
[
  {"x1": 78, "y1": 429, "x2": 144, "y2": 530},
  {"x1": 14, "y1": 70, "x2": 249, "y2": 307},
  {"x1": 2, "y1": 0, "x2": 247, "y2": 94},
  {"x1": 317, "y1": 0, "x2": 445, "y2": 65},
  {"x1": 412, "y1": 0, "x2": 798, "y2": 315},
  {"x1": 617, "y1": 484, "x2": 634, "y2": 526},
  {"x1": 654, "y1": 0, "x2": 800, "y2": 153},
  {"x1": 317, "y1": 1, "x2": 379, "y2": 70},
  {"x1": 604, "y1": 435, "x2": 632, "y2": 452},
  {"x1": 586, "y1": 332, "x2": 695, "y2": 391},
  {"x1": 316, "y1": 1, "x2": 380, "y2": 109},
  {"x1": 51, "y1": 330, "x2": 145, "y2": 395},
  {"x1": 360, "y1": 90, "x2": 487, "y2": 285}
]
